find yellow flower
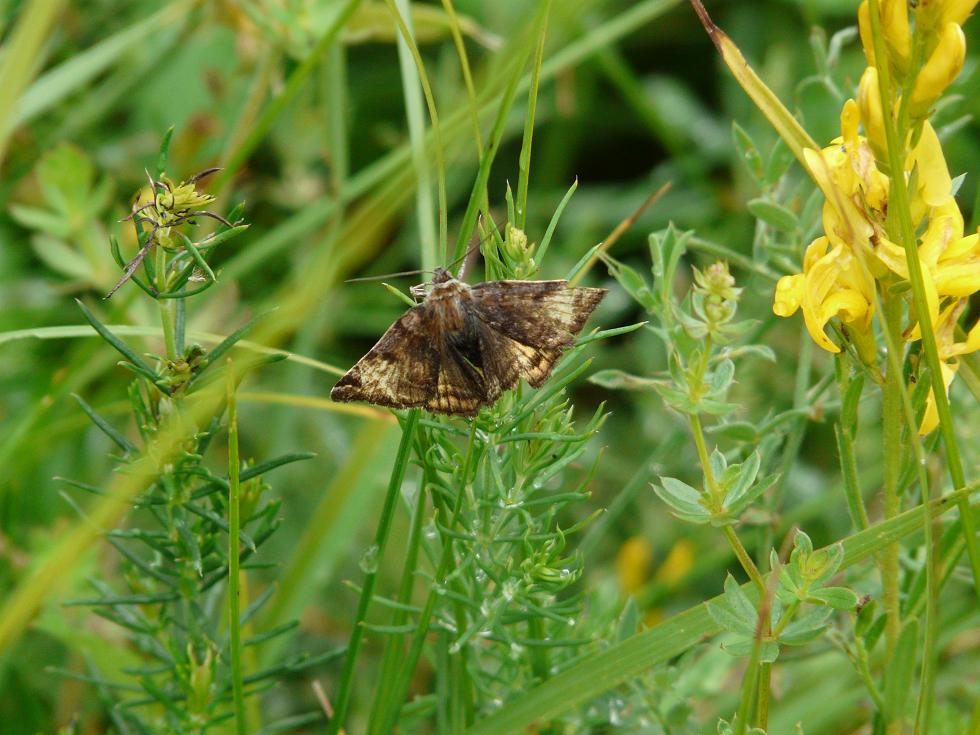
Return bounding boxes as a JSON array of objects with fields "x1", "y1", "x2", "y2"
[
  {"x1": 918, "y1": 301, "x2": 980, "y2": 433},
  {"x1": 615, "y1": 536, "x2": 652, "y2": 595},
  {"x1": 909, "y1": 22, "x2": 966, "y2": 118},
  {"x1": 773, "y1": 236, "x2": 874, "y2": 357},
  {"x1": 874, "y1": 198, "x2": 980, "y2": 333},
  {"x1": 858, "y1": 67, "x2": 888, "y2": 159}
]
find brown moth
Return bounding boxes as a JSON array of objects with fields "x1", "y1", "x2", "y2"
[{"x1": 331, "y1": 267, "x2": 606, "y2": 416}]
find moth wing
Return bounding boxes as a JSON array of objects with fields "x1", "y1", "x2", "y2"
[
  {"x1": 424, "y1": 332, "x2": 488, "y2": 416},
  {"x1": 475, "y1": 319, "x2": 563, "y2": 392},
  {"x1": 470, "y1": 280, "x2": 605, "y2": 387},
  {"x1": 330, "y1": 305, "x2": 440, "y2": 409}
]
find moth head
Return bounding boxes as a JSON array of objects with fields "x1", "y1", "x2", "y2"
[{"x1": 432, "y1": 267, "x2": 453, "y2": 284}]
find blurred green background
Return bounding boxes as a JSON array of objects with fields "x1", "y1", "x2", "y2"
[{"x1": 1, "y1": 0, "x2": 979, "y2": 732}]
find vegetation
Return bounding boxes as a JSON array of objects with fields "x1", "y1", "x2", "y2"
[{"x1": 1, "y1": 1, "x2": 978, "y2": 733}]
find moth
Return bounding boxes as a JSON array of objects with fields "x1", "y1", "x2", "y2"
[{"x1": 331, "y1": 268, "x2": 606, "y2": 416}]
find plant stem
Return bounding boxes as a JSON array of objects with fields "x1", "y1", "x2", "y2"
[
  {"x1": 866, "y1": 0, "x2": 980, "y2": 603},
  {"x1": 834, "y1": 355, "x2": 870, "y2": 530},
  {"x1": 690, "y1": 414, "x2": 766, "y2": 593},
  {"x1": 381, "y1": 421, "x2": 480, "y2": 731},
  {"x1": 156, "y1": 246, "x2": 176, "y2": 360},
  {"x1": 329, "y1": 409, "x2": 420, "y2": 735},
  {"x1": 881, "y1": 293, "x2": 903, "y2": 658},
  {"x1": 226, "y1": 360, "x2": 246, "y2": 735}
]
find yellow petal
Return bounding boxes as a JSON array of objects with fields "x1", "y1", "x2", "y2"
[
  {"x1": 942, "y1": 231, "x2": 979, "y2": 261},
  {"x1": 919, "y1": 199, "x2": 964, "y2": 266},
  {"x1": 823, "y1": 289, "x2": 870, "y2": 324},
  {"x1": 919, "y1": 360, "x2": 958, "y2": 435},
  {"x1": 882, "y1": 0, "x2": 911, "y2": 69},
  {"x1": 806, "y1": 149, "x2": 873, "y2": 247},
  {"x1": 858, "y1": 67, "x2": 888, "y2": 158},
  {"x1": 941, "y1": 0, "x2": 980, "y2": 25},
  {"x1": 858, "y1": 1, "x2": 876, "y2": 67},
  {"x1": 933, "y1": 261, "x2": 980, "y2": 297},
  {"x1": 801, "y1": 301, "x2": 842, "y2": 353},
  {"x1": 841, "y1": 99, "x2": 860, "y2": 152},
  {"x1": 874, "y1": 235, "x2": 911, "y2": 278},
  {"x1": 910, "y1": 121, "x2": 953, "y2": 208},
  {"x1": 909, "y1": 23, "x2": 966, "y2": 118},
  {"x1": 773, "y1": 274, "x2": 804, "y2": 317},
  {"x1": 963, "y1": 316, "x2": 980, "y2": 353}
]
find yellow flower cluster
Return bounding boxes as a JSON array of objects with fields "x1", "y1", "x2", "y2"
[{"x1": 773, "y1": 0, "x2": 980, "y2": 433}]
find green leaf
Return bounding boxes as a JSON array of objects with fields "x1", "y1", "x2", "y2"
[
  {"x1": 649, "y1": 224, "x2": 689, "y2": 305},
  {"x1": 588, "y1": 369, "x2": 659, "y2": 391},
  {"x1": 777, "y1": 606, "x2": 832, "y2": 645},
  {"x1": 884, "y1": 618, "x2": 919, "y2": 723},
  {"x1": 722, "y1": 637, "x2": 780, "y2": 663},
  {"x1": 72, "y1": 394, "x2": 137, "y2": 455},
  {"x1": 706, "y1": 603, "x2": 755, "y2": 638},
  {"x1": 536, "y1": 178, "x2": 577, "y2": 265},
  {"x1": 652, "y1": 477, "x2": 711, "y2": 524},
  {"x1": 724, "y1": 573, "x2": 760, "y2": 625},
  {"x1": 763, "y1": 137, "x2": 796, "y2": 186},
  {"x1": 707, "y1": 421, "x2": 758, "y2": 442},
  {"x1": 807, "y1": 587, "x2": 858, "y2": 610},
  {"x1": 732, "y1": 122, "x2": 764, "y2": 184},
  {"x1": 723, "y1": 452, "x2": 761, "y2": 506},
  {"x1": 747, "y1": 197, "x2": 799, "y2": 233},
  {"x1": 601, "y1": 253, "x2": 656, "y2": 311},
  {"x1": 31, "y1": 234, "x2": 95, "y2": 281},
  {"x1": 74, "y1": 299, "x2": 157, "y2": 379}
]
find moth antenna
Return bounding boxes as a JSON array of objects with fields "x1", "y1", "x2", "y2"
[{"x1": 345, "y1": 268, "x2": 434, "y2": 284}]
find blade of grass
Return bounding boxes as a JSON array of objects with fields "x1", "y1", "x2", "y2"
[
  {"x1": 219, "y1": 0, "x2": 683, "y2": 285},
  {"x1": 514, "y1": 0, "x2": 552, "y2": 231},
  {"x1": 328, "y1": 410, "x2": 420, "y2": 735},
  {"x1": 12, "y1": 1, "x2": 192, "y2": 128},
  {"x1": 214, "y1": 0, "x2": 363, "y2": 192},
  {"x1": 256, "y1": 419, "x2": 398, "y2": 651},
  {"x1": 226, "y1": 362, "x2": 247, "y2": 735},
  {"x1": 390, "y1": 0, "x2": 439, "y2": 272},
  {"x1": 0, "y1": 0, "x2": 71, "y2": 167}
]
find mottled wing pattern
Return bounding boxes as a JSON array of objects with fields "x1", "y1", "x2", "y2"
[
  {"x1": 424, "y1": 332, "x2": 487, "y2": 416},
  {"x1": 470, "y1": 280, "x2": 605, "y2": 387},
  {"x1": 330, "y1": 305, "x2": 440, "y2": 409}
]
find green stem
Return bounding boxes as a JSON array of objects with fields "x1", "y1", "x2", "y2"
[
  {"x1": 881, "y1": 293, "x2": 904, "y2": 656},
  {"x1": 756, "y1": 662, "x2": 771, "y2": 731},
  {"x1": 156, "y1": 246, "x2": 176, "y2": 360},
  {"x1": 689, "y1": 414, "x2": 766, "y2": 593},
  {"x1": 329, "y1": 409, "x2": 420, "y2": 735},
  {"x1": 226, "y1": 361, "x2": 246, "y2": 735},
  {"x1": 866, "y1": 0, "x2": 980, "y2": 603},
  {"x1": 834, "y1": 355, "x2": 870, "y2": 531},
  {"x1": 367, "y1": 435, "x2": 433, "y2": 735},
  {"x1": 380, "y1": 421, "x2": 480, "y2": 732}
]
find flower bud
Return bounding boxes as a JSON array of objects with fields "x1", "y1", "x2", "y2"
[
  {"x1": 881, "y1": 0, "x2": 911, "y2": 72},
  {"x1": 909, "y1": 22, "x2": 966, "y2": 118},
  {"x1": 858, "y1": 1, "x2": 876, "y2": 68},
  {"x1": 857, "y1": 67, "x2": 888, "y2": 159},
  {"x1": 941, "y1": 0, "x2": 980, "y2": 24}
]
